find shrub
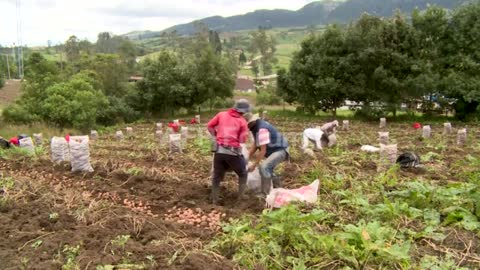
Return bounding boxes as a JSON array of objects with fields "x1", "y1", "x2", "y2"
[
  {"x1": 256, "y1": 87, "x2": 282, "y2": 106},
  {"x1": 2, "y1": 104, "x2": 40, "y2": 124}
]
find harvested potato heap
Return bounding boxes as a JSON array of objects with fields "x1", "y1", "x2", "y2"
[
  {"x1": 164, "y1": 207, "x2": 225, "y2": 231},
  {"x1": 123, "y1": 198, "x2": 157, "y2": 217}
]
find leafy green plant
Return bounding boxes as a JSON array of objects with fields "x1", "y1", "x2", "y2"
[
  {"x1": 146, "y1": 255, "x2": 157, "y2": 268},
  {"x1": 210, "y1": 205, "x2": 332, "y2": 269},
  {"x1": 126, "y1": 167, "x2": 143, "y2": 176},
  {"x1": 0, "y1": 175, "x2": 14, "y2": 190},
  {"x1": 0, "y1": 147, "x2": 34, "y2": 160},
  {"x1": 333, "y1": 220, "x2": 411, "y2": 269},
  {"x1": 62, "y1": 244, "x2": 80, "y2": 270},
  {"x1": 420, "y1": 255, "x2": 469, "y2": 270},
  {"x1": 111, "y1": 234, "x2": 130, "y2": 252},
  {"x1": 31, "y1": 240, "x2": 43, "y2": 250},
  {"x1": 49, "y1": 212, "x2": 59, "y2": 221},
  {"x1": 193, "y1": 136, "x2": 211, "y2": 155}
]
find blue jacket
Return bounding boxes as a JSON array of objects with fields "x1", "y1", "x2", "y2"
[{"x1": 251, "y1": 119, "x2": 289, "y2": 157}]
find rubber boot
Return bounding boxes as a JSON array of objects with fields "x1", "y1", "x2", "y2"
[
  {"x1": 272, "y1": 175, "x2": 282, "y2": 188},
  {"x1": 236, "y1": 175, "x2": 247, "y2": 199},
  {"x1": 261, "y1": 177, "x2": 272, "y2": 195},
  {"x1": 237, "y1": 183, "x2": 247, "y2": 199},
  {"x1": 211, "y1": 184, "x2": 220, "y2": 205}
]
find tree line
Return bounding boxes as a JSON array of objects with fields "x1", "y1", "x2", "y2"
[
  {"x1": 278, "y1": 2, "x2": 480, "y2": 120},
  {"x1": 2, "y1": 30, "x2": 236, "y2": 130}
]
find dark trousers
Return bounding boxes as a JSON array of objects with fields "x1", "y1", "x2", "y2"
[{"x1": 212, "y1": 153, "x2": 247, "y2": 188}]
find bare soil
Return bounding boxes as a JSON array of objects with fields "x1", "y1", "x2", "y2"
[{"x1": 0, "y1": 119, "x2": 479, "y2": 269}]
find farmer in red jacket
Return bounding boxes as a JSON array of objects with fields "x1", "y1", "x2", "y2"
[{"x1": 207, "y1": 99, "x2": 251, "y2": 204}]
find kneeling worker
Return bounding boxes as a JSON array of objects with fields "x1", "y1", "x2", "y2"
[{"x1": 244, "y1": 113, "x2": 289, "y2": 195}]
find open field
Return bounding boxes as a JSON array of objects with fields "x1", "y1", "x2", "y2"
[
  {"x1": 0, "y1": 112, "x2": 479, "y2": 269},
  {"x1": 0, "y1": 80, "x2": 21, "y2": 106},
  {"x1": 139, "y1": 26, "x2": 317, "y2": 75}
]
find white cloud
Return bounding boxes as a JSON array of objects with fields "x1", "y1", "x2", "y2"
[{"x1": 0, "y1": 0, "x2": 316, "y2": 46}]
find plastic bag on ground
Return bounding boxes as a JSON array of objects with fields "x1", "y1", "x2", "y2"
[
  {"x1": 51, "y1": 137, "x2": 70, "y2": 163},
  {"x1": 33, "y1": 133, "x2": 43, "y2": 146},
  {"x1": 19, "y1": 137, "x2": 35, "y2": 154},
  {"x1": 265, "y1": 179, "x2": 319, "y2": 208},
  {"x1": 246, "y1": 162, "x2": 261, "y2": 192},
  {"x1": 342, "y1": 120, "x2": 349, "y2": 131},
  {"x1": 361, "y1": 145, "x2": 380, "y2": 153},
  {"x1": 69, "y1": 136, "x2": 94, "y2": 172}
]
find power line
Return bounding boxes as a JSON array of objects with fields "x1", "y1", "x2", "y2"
[{"x1": 16, "y1": 0, "x2": 24, "y2": 79}]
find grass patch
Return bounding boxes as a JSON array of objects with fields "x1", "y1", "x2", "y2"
[{"x1": 0, "y1": 122, "x2": 78, "y2": 139}]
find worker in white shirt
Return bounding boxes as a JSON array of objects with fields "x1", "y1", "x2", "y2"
[
  {"x1": 302, "y1": 128, "x2": 328, "y2": 151},
  {"x1": 303, "y1": 125, "x2": 338, "y2": 151}
]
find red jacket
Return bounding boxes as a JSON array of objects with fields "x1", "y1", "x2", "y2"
[
  {"x1": 9, "y1": 137, "x2": 19, "y2": 146},
  {"x1": 168, "y1": 122, "x2": 180, "y2": 133},
  {"x1": 207, "y1": 109, "x2": 248, "y2": 148}
]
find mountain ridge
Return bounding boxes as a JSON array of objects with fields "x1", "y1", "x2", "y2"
[{"x1": 123, "y1": 0, "x2": 469, "y2": 40}]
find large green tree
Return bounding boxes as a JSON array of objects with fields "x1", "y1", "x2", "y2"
[
  {"x1": 136, "y1": 42, "x2": 234, "y2": 115},
  {"x1": 278, "y1": 25, "x2": 349, "y2": 115}
]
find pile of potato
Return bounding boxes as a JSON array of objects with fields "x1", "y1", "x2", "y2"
[
  {"x1": 164, "y1": 206, "x2": 225, "y2": 231},
  {"x1": 96, "y1": 191, "x2": 120, "y2": 202},
  {"x1": 123, "y1": 198, "x2": 158, "y2": 217}
]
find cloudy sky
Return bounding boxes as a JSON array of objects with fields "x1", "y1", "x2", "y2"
[{"x1": 0, "y1": 0, "x2": 316, "y2": 47}]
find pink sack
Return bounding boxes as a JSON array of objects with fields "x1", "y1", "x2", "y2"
[{"x1": 265, "y1": 179, "x2": 320, "y2": 208}]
